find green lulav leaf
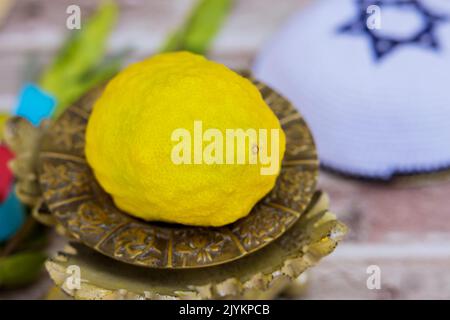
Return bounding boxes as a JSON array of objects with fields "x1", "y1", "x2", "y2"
[
  {"x1": 160, "y1": 0, "x2": 233, "y2": 54},
  {"x1": 0, "y1": 252, "x2": 46, "y2": 288},
  {"x1": 39, "y1": 1, "x2": 119, "y2": 117}
]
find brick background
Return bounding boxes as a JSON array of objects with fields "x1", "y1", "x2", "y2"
[{"x1": 1, "y1": 0, "x2": 450, "y2": 300}]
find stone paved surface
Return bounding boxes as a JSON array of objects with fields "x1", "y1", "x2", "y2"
[{"x1": 1, "y1": 0, "x2": 450, "y2": 300}]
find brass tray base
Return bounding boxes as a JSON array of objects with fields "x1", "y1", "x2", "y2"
[{"x1": 46, "y1": 191, "x2": 346, "y2": 300}]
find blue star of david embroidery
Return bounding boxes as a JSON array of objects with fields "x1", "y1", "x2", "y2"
[{"x1": 338, "y1": 0, "x2": 448, "y2": 61}]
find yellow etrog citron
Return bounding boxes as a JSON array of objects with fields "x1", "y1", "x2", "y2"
[{"x1": 85, "y1": 51, "x2": 285, "y2": 226}]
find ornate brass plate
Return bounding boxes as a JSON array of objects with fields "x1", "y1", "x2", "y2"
[{"x1": 38, "y1": 75, "x2": 318, "y2": 269}]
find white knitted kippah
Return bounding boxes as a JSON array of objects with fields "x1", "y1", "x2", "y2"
[{"x1": 253, "y1": 0, "x2": 450, "y2": 178}]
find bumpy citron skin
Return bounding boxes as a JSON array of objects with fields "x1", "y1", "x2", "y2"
[{"x1": 85, "y1": 52, "x2": 285, "y2": 226}]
